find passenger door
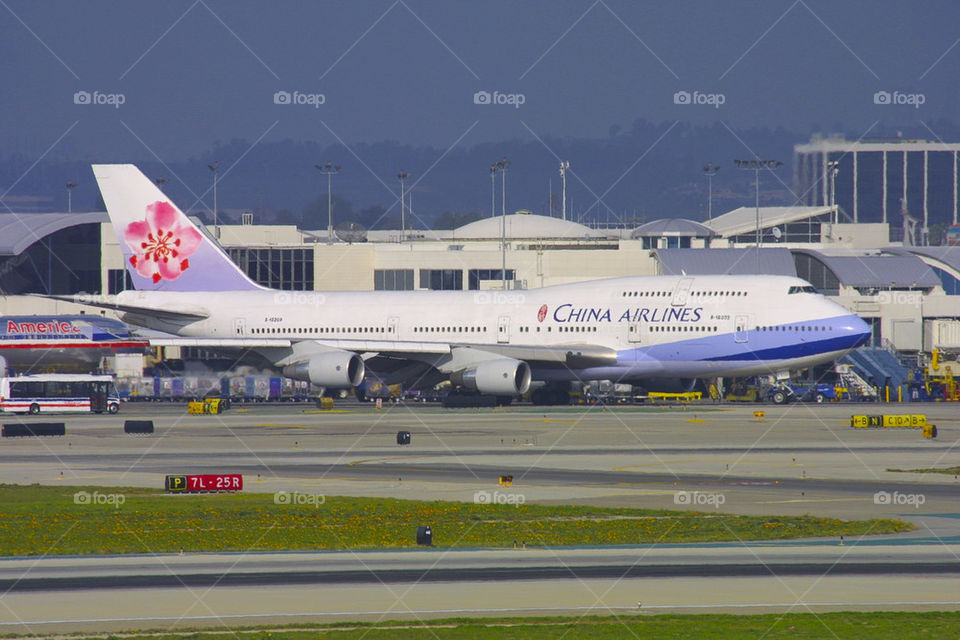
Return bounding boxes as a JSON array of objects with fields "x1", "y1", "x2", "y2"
[
  {"x1": 497, "y1": 315, "x2": 510, "y2": 344},
  {"x1": 734, "y1": 314, "x2": 749, "y2": 343},
  {"x1": 672, "y1": 277, "x2": 694, "y2": 306}
]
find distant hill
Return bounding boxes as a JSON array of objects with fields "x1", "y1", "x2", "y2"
[{"x1": 5, "y1": 119, "x2": 960, "y2": 229}]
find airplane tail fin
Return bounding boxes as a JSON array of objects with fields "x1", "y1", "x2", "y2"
[{"x1": 92, "y1": 164, "x2": 262, "y2": 292}]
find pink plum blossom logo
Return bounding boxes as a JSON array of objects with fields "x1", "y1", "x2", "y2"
[{"x1": 123, "y1": 201, "x2": 202, "y2": 283}]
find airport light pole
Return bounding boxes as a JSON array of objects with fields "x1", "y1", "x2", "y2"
[
  {"x1": 735, "y1": 157, "x2": 782, "y2": 272},
  {"x1": 207, "y1": 162, "x2": 219, "y2": 236},
  {"x1": 66, "y1": 181, "x2": 76, "y2": 213},
  {"x1": 397, "y1": 171, "x2": 409, "y2": 240},
  {"x1": 316, "y1": 163, "x2": 341, "y2": 243},
  {"x1": 489, "y1": 164, "x2": 498, "y2": 218},
  {"x1": 494, "y1": 158, "x2": 509, "y2": 289},
  {"x1": 703, "y1": 163, "x2": 719, "y2": 220},
  {"x1": 559, "y1": 160, "x2": 570, "y2": 221},
  {"x1": 827, "y1": 160, "x2": 840, "y2": 224},
  {"x1": 498, "y1": 158, "x2": 509, "y2": 218},
  {"x1": 735, "y1": 157, "x2": 782, "y2": 247}
]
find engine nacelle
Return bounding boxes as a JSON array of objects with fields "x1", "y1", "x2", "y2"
[
  {"x1": 451, "y1": 358, "x2": 532, "y2": 395},
  {"x1": 282, "y1": 350, "x2": 365, "y2": 388}
]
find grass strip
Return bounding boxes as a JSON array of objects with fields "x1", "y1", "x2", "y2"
[
  {"x1": 12, "y1": 612, "x2": 960, "y2": 640},
  {"x1": 0, "y1": 484, "x2": 911, "y2": 556},
  {"x1": 888, "y1": 465, "x2": 960, "y2": 475}
]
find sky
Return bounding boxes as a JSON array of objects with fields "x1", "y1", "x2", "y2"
[
  {"x1": 1, "y1": 1, "x2": 959, "y2": 218},
  {"x1": 3, "y1": 1, "x2": 959, "y2": 157}
]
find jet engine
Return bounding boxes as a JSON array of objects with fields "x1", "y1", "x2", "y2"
[
  {"x1": 450, "y1": 358, "x2": 532, "y2": 395},
  {"x1": 282, "y1": 350, "x2": 365, "y2": 388}
]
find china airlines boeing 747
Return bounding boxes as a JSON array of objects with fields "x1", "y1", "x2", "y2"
[{"x1": 78, "y1": 164, "x2": 870, "y2": 404}]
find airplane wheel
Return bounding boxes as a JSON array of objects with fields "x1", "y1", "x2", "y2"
[{"x1": 28, "y1": 403, "x2": 40, "y2": 415}]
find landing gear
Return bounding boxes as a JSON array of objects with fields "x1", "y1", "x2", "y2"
[
  {"x1": 441, "y1": 389, "x2": 510, "y2": 408},
  {"x1": 530, "y1": 386, "x2": 570, "y2": 406}
]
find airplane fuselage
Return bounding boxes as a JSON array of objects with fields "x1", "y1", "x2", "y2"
[
  {"x1": 117, "y1": 274, "x2": 870, "y2": 383},
  {"x1": 0, "y1": 315, "x2": 149, "y2": 369}
]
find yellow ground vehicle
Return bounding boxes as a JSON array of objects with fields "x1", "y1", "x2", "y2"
[
  {"x1": 187, "y1": 398, "x2": 227, "y2": 414},
  {"x1": 925, "y1": 349, "x2": 960, "y2": 401}
]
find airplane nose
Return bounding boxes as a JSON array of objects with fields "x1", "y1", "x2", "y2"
[{"x1": 842, "y1": 314, "x2": 872, "y2": 349}]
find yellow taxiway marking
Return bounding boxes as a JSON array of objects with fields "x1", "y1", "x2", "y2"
[
  {"x1": 349, "y1": 458, "x2": 388, "y2": 466},
  {"x1": 300, "y1": 410, "x2": 353, "y2": 414},
  {"x1": 583, "y1": 481, "x2": 685, "y2": 488},
  {"x1": 253, "y1": 424, "x2": 311, "y2": 429},
  {"x1": 349, "y1": 457, "x2": 424, "y2": 466},
  {"x1": 612, "y1": 461, "x2": 820, "y2": 471},
  {"x1": 613, "y1": 463, "x2": 695, "y2": 471},
  {"x1": 755, "y1": 497, "x2": 866, "y2": 504},
  {"x1": 519, "y1": 418, "x2": 581, "y2": 424},
  {"x1": 346, "y1": 459, "x2": 444, "y2": 473},
  {"x1": 686, "y1": 419, "x2": 707, "y2": 423}
]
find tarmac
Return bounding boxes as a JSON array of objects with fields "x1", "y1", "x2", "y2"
[{"x1": 0, "y1": 399, "x2": 958, "y2": 632}]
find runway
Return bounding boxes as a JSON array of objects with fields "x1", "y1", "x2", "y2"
[
  {"x1": 4, "y1": 544, "x2": 960, "y2": 592},
  {"x1": 0, "y1": 401, "x2": 959, "y2": 631},
  {"x1": 1, "y1": 401, "x2": 957, "y2": 519},
  {"x1": 2, "y1": 544, "x2": 960, "y2": 633}
]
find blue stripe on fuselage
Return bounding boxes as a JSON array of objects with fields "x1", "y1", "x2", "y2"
[{"x1": 618, "y1": 314, "x2": 870, "y2": 365}]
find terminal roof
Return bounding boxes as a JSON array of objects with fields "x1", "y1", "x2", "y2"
[
  {"x1": 0, "y1": 212, "x2": 107, "y2": 256},
  {"x1": 655, "y1": 248, "x2": 796, "y2": 276}
]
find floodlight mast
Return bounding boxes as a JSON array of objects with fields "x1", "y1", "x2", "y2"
[
  {"x1": 207, "y1": 162, "x2": 219, "y2": 236},
  {"x1": 827, "y1": 160, "x2": 840, "y2": 224},
  {"x1": 316, "y1": 163, "x2": 342, "y2": 243},
  {"x1": 66, "y1": 181, "x2": 76, "y2": 213},
  {"x1": 397, "y1": 171, "x2": 409, "y2": 240},
  {"x1": 491, "y1": 159, "x2": 510, "y2": 289},
  {"x1": 734, "y1": 157, "x2": 783, "y2": 272},
  {"x1": 703, "y1": 163, "x2": 719, "y2": 221},
  {"x1": 559, "y1": 161, "x2": 570, "y2": 221}
]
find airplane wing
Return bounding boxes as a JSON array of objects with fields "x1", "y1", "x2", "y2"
[
  {"x1": 41, "y1": 294, "x2": 615, "y2": 366},
  {"x1": 262, "y1": 339, "x2": 617, "y2": 368},
  {"x1": 147, "y1": 337, "x2": 293, "y2": 348},
  {"x1": 41, "y1": 295, "x2": 209, "y2": 323}
]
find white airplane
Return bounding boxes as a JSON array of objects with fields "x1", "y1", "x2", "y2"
[
  {"x1": 0, "y1": 315, "x2": 149, "y2": 372},
  {"x1": 80, "y1": 164, "x2": 870, "y2": 404}
]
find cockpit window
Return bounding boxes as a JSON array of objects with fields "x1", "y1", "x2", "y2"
[{"x1": 788, "y1": 285, "x2": 818, "y2": 294}]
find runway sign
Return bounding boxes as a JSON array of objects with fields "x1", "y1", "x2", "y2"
[
  {"x1": 851, "y1": 414, "x2": 926, "y2": 428},
  {"x1": 165, "y1": 474, "x2": 243, "y2": 492}
]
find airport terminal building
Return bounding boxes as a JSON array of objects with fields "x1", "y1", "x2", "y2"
[
  {"x1": 1, "y1": 205, "x2": 959, "y2": 355},
  {"x1": 794, "y1": 135, "x2": 960, "y2": 244}
]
